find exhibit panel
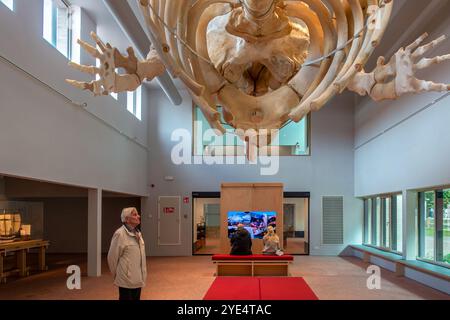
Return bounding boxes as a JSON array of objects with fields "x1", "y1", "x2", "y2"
[{"x1": 220, "y1": 183, "x2": 283, "y2": 254}]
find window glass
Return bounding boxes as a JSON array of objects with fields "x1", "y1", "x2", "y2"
[
  {"x1": 376, "y1": 197, "x2": 381, "y2": 247},
  {"x1": 125, "y1": 87, "x2": 142, "y2": 120},
  {"x1": 1, "y1": 0, "x2": 13, "y2": 10},
  {"x1": 127, "y1": 91, "x2": 134, "y2": 113},
  {"x1": 442, "y1": 189, "x2": 450, "y2": 264},
  {"x1": 364, "y1": 199, "x2": 372, "y2": 244},
  {"x1": 193, "y1": 105, "x2": 309, "y2": 156},
  {"x1": 383, "y1": 197, "x2": 391, "y2": 249},
  {"x1": 364, "y1": 194, "x2": 402, "y2": 253},
  {"x1": 43, "y1": 0, "x2": 72, "y2": 59},
  {"x1": 420, "y1": 191, "x2": 435, "y2": 261},
  {"x1": 135, "y1": 85, "x2": 142, "y2": 120},
  {"x1": 395, "y1": 195, "x2": 403, "y2": 252}
]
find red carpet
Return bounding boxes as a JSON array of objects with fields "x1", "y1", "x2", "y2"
[
  {"x1": 259, "y1": 277, "x2": 318, "y2": 300},
  {"x1": 203, "y1": 277, "x2": 261, "y2": 300},
  {"x1": 203, "y1": 277, "x2": 318, "y2": 300}
]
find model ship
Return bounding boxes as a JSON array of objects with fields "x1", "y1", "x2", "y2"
[{"x1": 0, "y1": 210, "x2": 21, "y2": 242}]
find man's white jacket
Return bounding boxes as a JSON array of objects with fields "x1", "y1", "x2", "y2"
[{"x1": 107, "y1": 225, "x2": 147, "y2": 289}]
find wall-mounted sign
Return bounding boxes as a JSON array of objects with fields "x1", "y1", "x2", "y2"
[{"x1": 163, "y1": 207, "x2": 175, "y2": 214}]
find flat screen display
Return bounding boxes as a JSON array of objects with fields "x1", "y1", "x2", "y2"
[{"x1": 227, "y1": 211, "x2": 277, "y2": 239}]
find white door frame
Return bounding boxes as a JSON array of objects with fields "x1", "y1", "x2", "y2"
[{"x1": 158, "y1": 196, "x2": 181, "y2": 246}]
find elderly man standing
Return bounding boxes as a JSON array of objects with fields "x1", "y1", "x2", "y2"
[{"x1": 107, "y1": 207, "x2": 147, "y2": 300}]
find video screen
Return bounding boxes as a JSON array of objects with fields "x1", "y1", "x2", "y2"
[{"x1": 227, "y1": 211, "x2": 277, "y2": 239}]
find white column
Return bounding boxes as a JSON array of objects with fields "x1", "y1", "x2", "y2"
[
  {"x1": 0, "y1": 176, "x2": 6, "y2": 200},
  {"x1": 88, "y1": 188, "x2": 102, "y2": 277},
  {"x1": 140, "y1": 196, "x2": 151, "y2": 256},
  {"x1": 402, "y1": 190, "x2": 418, "y2": 260}
]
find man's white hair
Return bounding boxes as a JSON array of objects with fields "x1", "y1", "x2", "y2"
[{"x1": 121, "y1": 207, "x2": 137, "y2": 223}]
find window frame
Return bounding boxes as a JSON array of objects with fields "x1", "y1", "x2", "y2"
[
  {"x1": 0, "y1": 0, "x2": 14, "y2": 11},
  {"x1": 43, "y1": 0, "x2": 73, "y2": 60},
  {"x1": 363, "y1": 193, "x2": 403, "y2": 255},
  {"x1": 192, "y1": 103, "x2": 311, "y2": 157},
  {"x1": 126, "y1": 86, "x2": 142, "y2": 121},
  {"x1": 418, "y1": 188, "x2": 450, "y2": 269}
]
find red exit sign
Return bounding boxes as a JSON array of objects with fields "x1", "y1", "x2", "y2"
[{"x1": 163, "y1": 207, "x2": 175, "y2": 214}]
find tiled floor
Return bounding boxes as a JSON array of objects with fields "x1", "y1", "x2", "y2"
[{"x1": 0, "y1": 254, "x2": 448, "y2": 300}]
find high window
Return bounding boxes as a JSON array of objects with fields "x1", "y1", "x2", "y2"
[
  {"x1": 0, "y1": 0, "x2": 13, "y2": 10},
  {"x1": 127, "y1": 86, "x2": 142, "y2": 120},
  {"x1": 43, "y1": 0, "x2": 72, "y2": 59},
  {"x1": 193, "y1": 106, "x2": 310, "y2": 156}
]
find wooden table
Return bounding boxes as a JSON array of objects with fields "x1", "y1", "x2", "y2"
[{"x1": 0, "y1": 240, "x2": 49, "y2": 283}]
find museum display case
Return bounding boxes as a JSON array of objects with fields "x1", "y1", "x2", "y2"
[
  {"x1": 0, "y1": 208, "x2": 47, "y2": 283},
  {"x1": 0, "y1": 209, "x2": 32, "y2": 243}
]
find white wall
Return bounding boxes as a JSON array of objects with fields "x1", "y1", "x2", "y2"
[
  {"x1": 354, "y1": 16, "x2": 450, "y2": 197},
  {"x1": 0, "y1": 0, "x2": 149, "y2": 196},
  {"x1": 39, "y1": 196, "x2": 140, "y2": 253},
  {"x1": 144, "y1": 89, "x2": 362, "y2": 256}
]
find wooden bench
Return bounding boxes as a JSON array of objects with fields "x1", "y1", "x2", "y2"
[
  {"x1": 350, "y1": 245, "x2": 450, "y2": 281},
  {"x1": 350, "y1": 245, "x2": 404, "y2": 276},
  {"x1": 396, "y1": 260, "x2": 450, "y2": 282},
  {"x1": 212, "y1": 254, "x2": 294, "y2": 277}
]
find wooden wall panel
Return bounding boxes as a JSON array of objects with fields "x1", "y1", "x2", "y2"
[
  {"x1": 253, "y1": 185, "x2": 284, "y2": 252},
  {"x1": 220, "y1": 183, "x2": 283, "y2": 254}
]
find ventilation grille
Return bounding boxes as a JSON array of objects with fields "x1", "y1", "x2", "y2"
[{"x1": 322, "y1": 196, "x2": 344, "y2": 245}]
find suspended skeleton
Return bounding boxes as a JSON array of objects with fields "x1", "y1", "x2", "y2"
[{"x1": 66, "y1": 0, "x2": 450, "y2": 157}]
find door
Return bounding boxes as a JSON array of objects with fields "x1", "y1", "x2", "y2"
[
  {"x1": 283, "y1": 198, "x2": 310, "y2": 255},
  {"x1": 193, "y1": 197, "x2": 221, "y2": 254},
  {"x1": 158, "y1": 196, "x2": 181, "y2": 246}
]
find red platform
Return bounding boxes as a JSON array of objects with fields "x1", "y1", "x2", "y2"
[
  {"x1": 212, "y1": 254, "x2": 294, "y2": 261},
  {"x1": 203, "y1": 277, "x2": 318, "y2": 300}
]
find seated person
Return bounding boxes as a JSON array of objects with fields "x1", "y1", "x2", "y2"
[
  {"x1": 262, "y1": 226, "x2": 281, "y2": 255},
  {"x1": 230, "y1": 223, "x2": 252, "y2": 255}
]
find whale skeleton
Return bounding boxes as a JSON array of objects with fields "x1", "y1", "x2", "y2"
[{"x1": 67, "y1": 0, "x2": 450, "y2": 157}]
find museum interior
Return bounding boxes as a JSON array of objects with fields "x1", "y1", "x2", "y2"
[{"x1": 0, "y1": 0, "x2": 449, "y2": 300}]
